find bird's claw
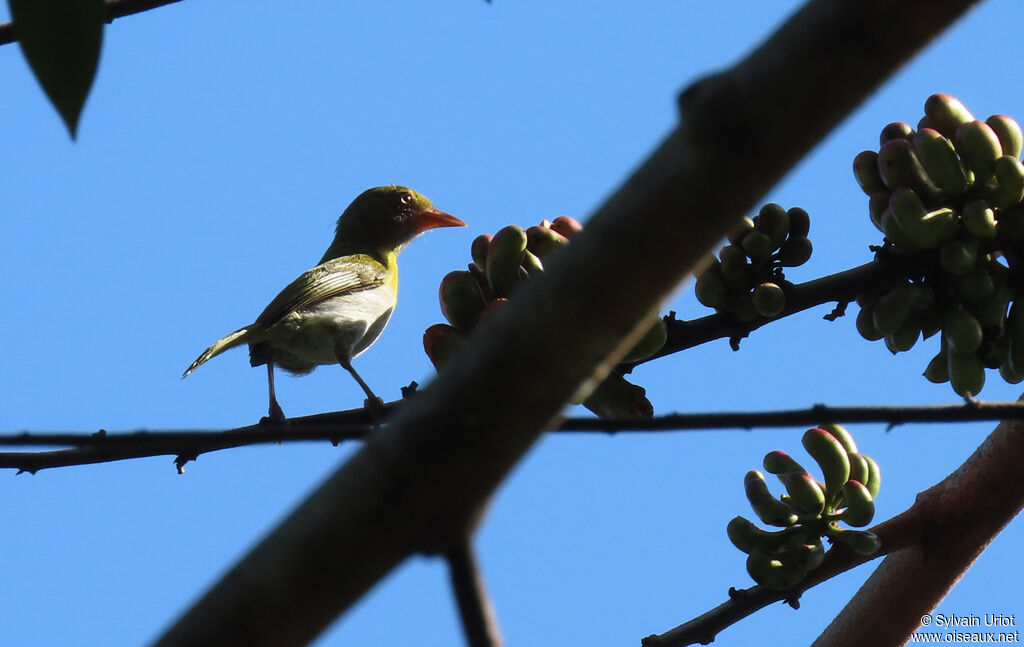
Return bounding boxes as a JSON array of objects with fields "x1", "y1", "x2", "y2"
[{"x1": 363, "y1": 396, "x2": 386, "y2": 422}]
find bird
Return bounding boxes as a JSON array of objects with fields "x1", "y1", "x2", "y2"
[{"x1": 183, "y1": 185, "x2": 465, "y2": 422}]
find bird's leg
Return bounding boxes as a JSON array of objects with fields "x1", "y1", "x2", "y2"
[
  {"x1": 335, "y1": 349, "x2": 384, "y2": 420},
  {"x1": 263, "y1": 362, "x2": 287, "y2": 425}
]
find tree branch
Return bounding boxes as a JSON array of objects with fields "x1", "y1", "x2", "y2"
[
  {"x1": 5, "y1": 401, "x2": 1023, "y2": 473},
  {"x1": 445, "y1": 538, "x2": 504, "y2": 647},
  {"x1": 151, "y1": 1, "x2": 983, "y2": 645},
  {"x1": 628, "y1": 251, "x2": 920, "y2": 369},
  {"x1": 0, "y1": 0, "x2": 184, "y2": 46}
]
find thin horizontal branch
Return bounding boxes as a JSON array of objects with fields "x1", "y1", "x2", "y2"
[
  {"x1": 0, "y1": 0, "x2": 184, "y2": 46},
  {"x1": 3, "y1": 400, "x2": 1021, "y2": 473}
]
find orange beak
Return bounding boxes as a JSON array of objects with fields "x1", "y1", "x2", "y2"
[{"x1": 413, "y1": 207, "x2": 466, "y2": 233}]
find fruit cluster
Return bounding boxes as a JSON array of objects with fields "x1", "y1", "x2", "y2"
[
  {"x1": 728, "y1": 424, "x2": 881, "y2": 590},
  {"x1": 695, "y1": 203, "x2": 813, "y2": 320},
  {"x1": 854, "y1": 94, "x2": 1024, "y2": 397},
  {"x1": 423, "y1": 217, "x2": 667, "y2": 418}
]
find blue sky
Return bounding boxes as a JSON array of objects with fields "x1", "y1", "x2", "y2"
[{"x1": 1, "y1": 1, "x2": 1022, "y2": 645}]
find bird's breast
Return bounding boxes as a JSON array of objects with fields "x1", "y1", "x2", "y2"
[{"x1": 257, "y1": 283, "x2": 397, "y2": 372}]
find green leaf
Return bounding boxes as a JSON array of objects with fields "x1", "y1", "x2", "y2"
[{"x1": 8, "y1": 0, "x2": 105, "y2": 138}]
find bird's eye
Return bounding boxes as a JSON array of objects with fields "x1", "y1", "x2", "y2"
[{"x1": 400, "y1": 192, "x2": 413, "y2": 205}]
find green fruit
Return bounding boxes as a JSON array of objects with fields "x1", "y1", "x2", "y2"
[
  {"x1": 946, "y1": 307, "x2": 983, "y2": 355},
  {"x1": 549, "y1": 215, "x2": 583, "y2": 239},
  {"x1": 879, "y1": 121, "x2": 915, "y2": 145},
  {"x1": 939, "y1": 239, "x2": 977, "y2": 275},
  {"x1": 868, "y1": 193, "x2": 890, "y2": 232},
  {"x1": 732, "y1": 290, "x2": 759, "y2": 323},
  {"x1": 581, "y1": 373, "x2": 653, "y2": 418},
  {"x1": 923, "y1": 343, "x2": 950, "y2": 384},
  {"x1": 719, "y1": 244, "x2": 750, "y2": 284},
  {"x1": 948, "y1": 350, "x2": 986, "y2": 397},
  {"x1": 467, "y1": 261, "x2": 494, "y2": 301},
  {"x1": 1007, "y1": 301, "x2": 1024, "y2": 375},
  {"x1": 621, "y1": 317, "x2": 667, "y2": 362},
  {"x1": 741, "y1": 230, "x2": 776, "y2": 262},
  {"x1": 884, "y1": 319, "x2": 919, "y2": 354},
  {"x1": 525, "y1": 225, "x2": 568, "y2": 259},
  {"x1": 847, "y1": 453, "x2": 869, "y2": 485},
  {"x1": 914, "y1": 127, "x2": 969, "y2": 195},
  {"x1": 872, "y1": 285, "x2": 915, "y2": 335},
  {"x1": 986, "y1": 114, "x2": 1024, "y2": 159},
  {"x1": 520, "y1": 249, "x2": 544, "y2": 275},
  {"x1": 486, "y1": 225, "x2": 528, "y2": 297},
  {"x1": 889, "y1": 188, "x2": 927, "y2": 230},
  {"x1": 695, "y1": 270, "x2": 727, "y2": 308},
  {"x1": 752, "y1": 282, "x2": 786, "y2": 317},
  {"x1": 955, "y1": 120, "x2": 1002, "y2": 184},
  {"x1": 726, "y1": 516, "x2": 800, "y2": 554},
  {"x1": 955, "y1": 268, "x2": 995, "y2": 303},
  {"x1": 973, "y1": 283, "x2": 1011, "y2": 332},
  {"x1": 880, "y1": 208, "x2": 923, "y2": 251},
  {"x1": 779, "y1": 472, "x2": 826, "y2": 515},
  {"x1": 471, "y1": 234, "x2": 493, "y2": 268},
  {"x1": 763, "y1": 450, "x2": 808, "y2": 475},
  {"x1": 756, "y1": 203, "x2": 790, "y2": 247},
  {"x1": 744, "y1": 470, "x2": 798, "y2": 527},
  {"x1": 924, "y1": 93, "x2": 975, "y2": 139},
  {"x1": 439, "y1": 270, "x2": 488, "y2": 332},
  {"x1": 802, "y1": 427, "x2": 851, "y2": 499},
  {"x1": 991, "y1": 155, "x2": 1024, "y2": 208},
  {"x1": 1000, "y1": 361, "x2": 1024, "y2": 385},
  {"x1": 998, "y1": 206, "x2": 1024, "y2": 238},
  {"x1": 787, "y1": 207, "x2": 810, "y2": 237},
  {"x1": 776, "y1": 236, "x2": 813, "y2": 267},
  {"x1": 877, "y1": 138, "x2": 941, "y2": 198},
  {"x1": 840, "y1": 480, "x2": 875, "y2": 527},
  {"x1": 856, "y1": 304, "x2": 884, "y2": 341},
  {"x1": 819, "y1": 423, "x2": 858, "y2": 455},
  {"x1": 962, "y1": 199, "x2": 997, "y2": 238},
  {"x1": 728, "y1": 216, "x2": 755, "y2": 245},
  {"x1": 853, "y1": 150, "x2": 886, "y2": 196},
  {"x1": 781, "y1": 536, "x2": 826, "y2": 573},
  {"x1": 745, "y1": 548, "x2": 808, "y2": 590},
  {"x1": 422, "y1": 323, "x2": 466, "y2": 370},
  {"x1": 862, "y1": 454, "x2": 882, "y2": 498},
  {"x1": 828, "y1": 528, "x2": 881, "y2": 555}
]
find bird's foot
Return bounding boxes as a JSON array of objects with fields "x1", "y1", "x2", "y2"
[
  {"x1": 260, "y1": 401, "x2": 289, "y2": 428},
  {"x1": 363, "y1": 396, "x2": 386, "y2": 422}
]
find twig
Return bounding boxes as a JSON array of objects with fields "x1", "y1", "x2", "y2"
[
  {"x1": 3, "y1": 400, "x2": 1022, "y2": 473},
  {"x1": 445, "y1": 538, "x2": 504, "y2": 647},
  {"x1": 627, "y1": 253, "x2": 920, "y2": 369},
  {"x1": 0, "y1": 0, "x2": 184, "y2": 46}
]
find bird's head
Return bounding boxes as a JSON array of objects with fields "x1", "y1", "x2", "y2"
[{"x1": 323, "y1": 185, "x2": 465, "y2": 263}]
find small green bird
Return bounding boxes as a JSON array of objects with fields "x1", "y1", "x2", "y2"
[{"x1": 183, "y1": 185, "x2": 465, "y2": 421}]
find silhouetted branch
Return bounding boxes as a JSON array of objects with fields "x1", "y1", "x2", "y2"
[
  {"x1": 628, "y1": 251, "x2": 922, "y2": 369},
  {"x1": 445, "y1": 538, "x2": 503, "y2": 647},
  {"x1": 4, "y1": 400, "x2": 1022, "y2": 473}
]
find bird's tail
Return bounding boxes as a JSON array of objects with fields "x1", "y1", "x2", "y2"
[{"x1": 182, "y1": 327, "x2": 252, "y2": 377}]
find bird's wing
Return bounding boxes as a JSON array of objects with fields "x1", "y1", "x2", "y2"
[{"x1": 255, "y1": 254, "x2": 389, "y2": 326}]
